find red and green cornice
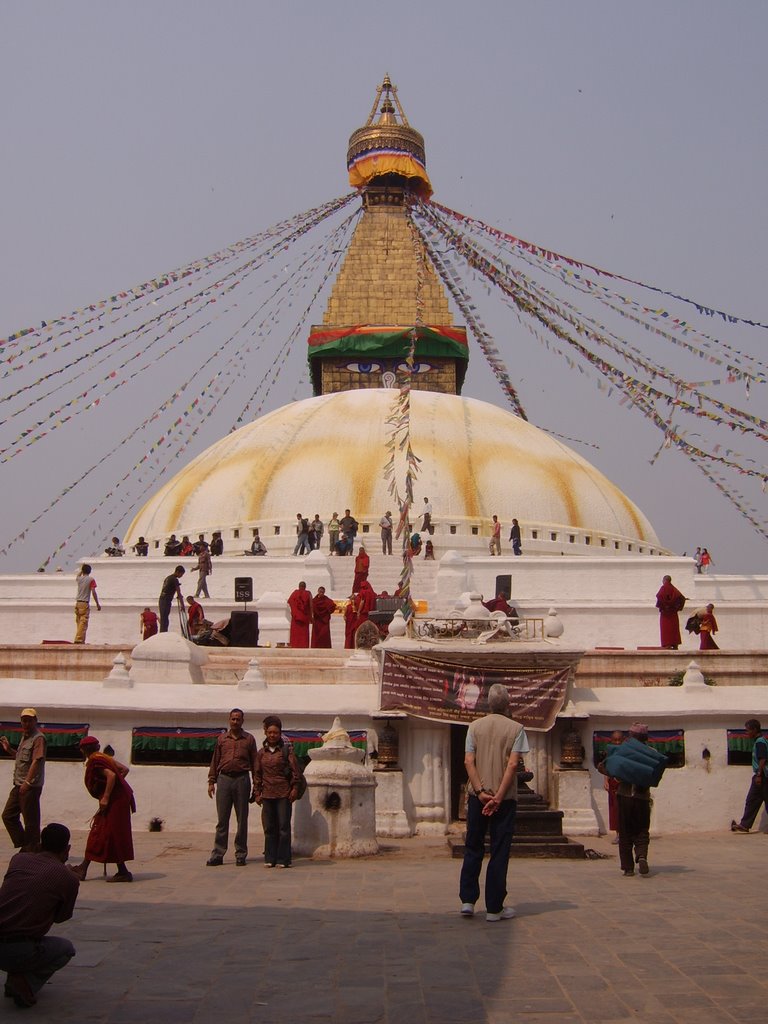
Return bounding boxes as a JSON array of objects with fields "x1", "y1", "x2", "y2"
[{"x1": 307, "y1": 325, "x2": 468, "y2": 360}]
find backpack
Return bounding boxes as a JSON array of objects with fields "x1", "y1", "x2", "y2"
[{"x1": 282, "y1": 743, "x2": 307, "y2": 799}]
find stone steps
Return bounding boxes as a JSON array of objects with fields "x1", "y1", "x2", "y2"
[{"x1": 448, "y1": 788, "x2": 586, "y2": 860}]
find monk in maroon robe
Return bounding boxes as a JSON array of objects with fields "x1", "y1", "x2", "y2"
[
  {"x1": 344, "y1": 594, "x2": 360, "y2": 649},
  {"x1": 72, "y1": 736, "x2": 135, "y2": 882},
  {"x1": 655, "y1": 575, "x2": 686, "y2": 649},
  {"x1": 287, "y1": 581, "x2": 313, "y2": 648},
  {"x1": 311, "y1": 586, "x2": 336, "y2": 649},
  {"x1": 352, "y1": 546, "x2": 370, "y2": 592},
  {"x1": 356, "y1": 580, "x2": 377, "y2": 626},
  {"x1": 698, "y1": 604, "x2": 719, "y2": 650}
]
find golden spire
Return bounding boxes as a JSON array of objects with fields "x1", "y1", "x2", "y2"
[{"x1": 347, "y1": 75, "x2": 432, "y2": 198}]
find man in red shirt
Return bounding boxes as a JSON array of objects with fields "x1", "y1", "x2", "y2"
[{"x1": 206, "y1": 709, "x2": 258, "y2": 867}]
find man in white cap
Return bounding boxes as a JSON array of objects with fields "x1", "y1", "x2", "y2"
[{"x1": 1, "y1": 709, "x2": 46, "y2": 851}]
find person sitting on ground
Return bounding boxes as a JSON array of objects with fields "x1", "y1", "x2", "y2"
[
  {"x1": 179, "y1": 535, "x2": 195, "y2": 556},
  {"x1": 483, "y1": 593, "x2": 519, "y2": 626},
  {"x1": 335, "y1": 530, "x2": 353, "y2": 557},
  {"x1": 209, "y1": 532, "x2": 224, "y2": 556},
  {"x1": 104, "y1": 537, "x2": 125, "y2": 557},
  {"x1": 186, "y1": 595, "x2": 206, "y2": 638},
  {"x1": 139, "y1": 607, "x2": 158, "y2": 641},
  {"x1": 424, "y1": 539, "x2": 435, "y2": 560},
  {"x1": 0, "y1": 821, "x2": 79, "y2": 1008},
  {"x1": 193, "y1": 534, "x2": 209, "y2": 555},
  {"x1": 164, "y1": 534, "x2": 182, "y2": 557},
  {"x1": 245, "y1": 531, "x2": 267, "y2": 555},
  {"x1": 132, "y1": 536, "x2": 149, "y2": 556},
  {"x1": 409, "y1": 532, "x2": 422, "y2": 557}
]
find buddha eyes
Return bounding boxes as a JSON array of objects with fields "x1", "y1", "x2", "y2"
[
  {"x1": 345, "y1": 361, "x2": 383, "y2": 373},
  {"x1": 344, "y1": 360, "x2": 433, "y2": 374},
  {"x1": 395, "y1": 361, "x2": 432, "y2": 374}
]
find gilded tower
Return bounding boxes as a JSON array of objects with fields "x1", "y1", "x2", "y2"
[{"x1": 308, "y1": 76, "x2": 468, "y2": 397}]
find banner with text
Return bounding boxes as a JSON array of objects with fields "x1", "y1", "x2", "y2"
[{"x1": 380, "y1": 650, "x2": 576, "y2": 731}]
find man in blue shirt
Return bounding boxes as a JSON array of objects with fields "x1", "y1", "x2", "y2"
[{"x1": 731, "y1": 719, "x2": 768, "y2": 833}]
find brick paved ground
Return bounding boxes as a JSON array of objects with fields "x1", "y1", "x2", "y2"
[{"x1": 1, "y1": 828, "x2": 766, "y2": 1023}]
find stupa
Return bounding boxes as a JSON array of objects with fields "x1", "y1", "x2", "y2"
[{"x1": 125, "y1": 76, "x2": 663, "y2": 559}]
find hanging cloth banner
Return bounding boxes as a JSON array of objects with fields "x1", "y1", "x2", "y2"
[{"x1": 379, "y1": 650, "x2": 580, "y2": 731}]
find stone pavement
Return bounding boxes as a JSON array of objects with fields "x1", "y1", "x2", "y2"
[{"x1": 1, "y1": 828, "x2": 767, "y2": 1023}]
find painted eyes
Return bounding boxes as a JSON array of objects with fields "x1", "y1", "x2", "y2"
[
  {"x1": 344, "y1": 360, "x2": 433, "y2": 374},
  {"x1": 395, "y1": 361, "x2": 432, "y2": 374},
  {"x1": 345, "y1": 361, "x2": 383, "y2": 374}
]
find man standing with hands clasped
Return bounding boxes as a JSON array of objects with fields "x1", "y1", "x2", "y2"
[
  {"x1": 206, "y1": 709, "x2": 258, "y2": 866},
  {"x1": 459, "y1": 683, "x2": 529, "y2": 921}
]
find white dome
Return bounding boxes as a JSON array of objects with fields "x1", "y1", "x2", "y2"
[{"x1": 126, "y1": 389, "x2": 660, "y2": 550}]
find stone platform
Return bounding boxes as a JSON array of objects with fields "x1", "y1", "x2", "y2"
[{"x1": 7, "y1": 828, "x2": 768, "y2": 1023}]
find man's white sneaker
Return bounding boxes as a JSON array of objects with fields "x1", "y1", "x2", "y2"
[
  {"x1": 486, "y1": 907, "x2": 516, "y2": 922},
  {"x1": 460, "y1": 903, "x2": 475, "y2": 917}
]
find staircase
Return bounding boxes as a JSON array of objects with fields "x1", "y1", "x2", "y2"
[{"x1": 448, "y1": 786, "x2": 586, "y2": 860}]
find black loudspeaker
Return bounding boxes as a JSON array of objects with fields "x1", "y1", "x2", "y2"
[
  {"x1": 229, "y1": 610, "x2": 259, "y2": 648},
  {"x1": 234, "y1": 577, "x2": 253, "y2": 602},
  {"x1": 494, "y1": 574, "x2": 512, "y2": 600}
]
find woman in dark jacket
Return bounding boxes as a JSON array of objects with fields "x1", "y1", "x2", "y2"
[{"x1": 253, "y1": 716, "x2": 301, "y2": 868}]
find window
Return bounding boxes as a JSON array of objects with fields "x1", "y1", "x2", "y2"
[
  {"x1": 0, "y1": 722, "x2": 90, "y2": 763},
  {"x1": 154, "y1": 540, "x2": 160, "y2": 549},
  {"x1": 131, "y1": 727, "x2": 368, "y2": 767},
  {"x1": 550, "y1": 532, "x2": 557, "y2": 542},
  {"x1": 362, "y1": 524, "x2": 370, "y2": 533},
  {"x1": 569, "y1": 535, "x2": 575, "y2": 544},
  {"x1": 449, "y1": 525, "x2": 456, "y2": 535},
  {"x1": 252, "y1": 528, "x2": 259, "y2": 537},
  {"x1": 593, "y1": 729, "x2": 685, "y2": 769},
  {"x1": 727, "y1": 728, "x2": 765, "y2": 767},
  {"x1": 233, "y1": 529, "x2": 240, "y2": 539},
  {"x1": 600, "y1": 538, "x2": 606, "y2": 547},
  {"x1": 471, "y1": 526, "x2": 478, "y2": 536},
  {"x1": 274, "y1": 526, "x2": 280, "y2": 535},
  {"x1": 531, "y1": 530, "x2": 538, "y2": 540},
  {"x1": 628, "y1": 544, "x2": 633, "y2": 552},
  {"x1": 614, "y1": 541, "x2": 620, "y2": 550}
]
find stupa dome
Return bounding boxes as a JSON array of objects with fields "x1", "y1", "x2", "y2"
[{"x1": 125, "y1": 389, "x2": 662, "y2": 554}]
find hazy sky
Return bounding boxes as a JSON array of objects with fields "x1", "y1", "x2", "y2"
[{"x1": 1, "y1": 1, "x2": 766, "y2": 573}]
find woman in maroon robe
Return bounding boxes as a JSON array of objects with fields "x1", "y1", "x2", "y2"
[
  {"x1": 311, "y1": 587, "x2": 336, "y2": 649},
  {"x1": 698, "y1": 604, "x2": 719, "y2": 650},
  {"x1": 72, "y1": 736, "x2": 135, "y2": 882},
  {"x1": 655, "y1": 575, "x2": 686, "y2": 649},
  {"x1": 352, "y1": 546, "x2": 370, "y2": 591},
  {"x1": 287, "y1": 581, "x2": 313, "y2": 648}
]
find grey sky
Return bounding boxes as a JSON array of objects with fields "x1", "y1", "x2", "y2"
[{"x1": 1, "y1": 1, "x2": 766, "y2": 572}]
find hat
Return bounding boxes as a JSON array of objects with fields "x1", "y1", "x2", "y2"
[
  {"x1": 20, "y1": 708, "x2": 37, "y2": 719},
  {"x1": 79, "y1": 736, "x2": 100, "y2": 749},
  {"x1": 628, "y1": 722, "x2": 649, "y2": 738}
]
